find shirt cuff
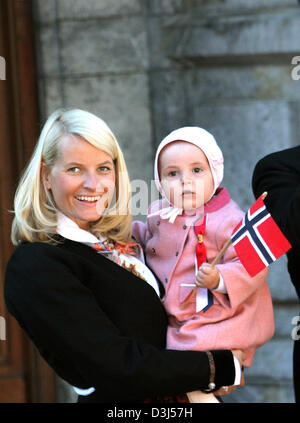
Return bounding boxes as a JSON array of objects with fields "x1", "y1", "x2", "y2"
[
  {"x1": 213, "y1": 273, "x2": 227, "y2": 294},
  {"x1": 233, "y1": 356, "x2": 241, "y2": 385}
]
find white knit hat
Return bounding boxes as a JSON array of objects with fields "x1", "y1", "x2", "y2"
[
  {"x1": 154, "y1": 126, "x2": 224, "y2": 195},
  {"x1": 151, "y1": 127, "x2": 224, "y2": 223}
]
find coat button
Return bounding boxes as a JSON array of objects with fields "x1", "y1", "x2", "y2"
[
  {"x1": 152, "y1": 248, "x2": 156, "y2": 254},
  {"x1": 156, "y1": 221, "x2": 160, "y2": 226},
  {"x1": 183, "y1": 224, "x2": 187, "y2": 230},
  {"x1": 165, "y1": 278, "x2": 168, "y2": 283},
  {"x1": 175, "y1": 251, "x2": 179, "y2": 256}
]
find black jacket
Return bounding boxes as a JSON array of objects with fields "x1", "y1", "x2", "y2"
[
  {"x1": 4, "y1": 238, "x2": 235, "y2": 402},
  {"x1": 252, "y1": 146, "x2": 300, "y2": 299}
]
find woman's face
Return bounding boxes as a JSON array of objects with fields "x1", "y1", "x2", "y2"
[{"x1": 43, "y1": 134, "x2": 116, "y2": 230}]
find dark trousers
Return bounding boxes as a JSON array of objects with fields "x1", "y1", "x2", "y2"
[{"x1": 294, "y1": 337, "x2": 300, "y2": 403}]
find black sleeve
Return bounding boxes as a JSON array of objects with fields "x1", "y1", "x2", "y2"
[
  {"x1": 252, "y1": 146, "x2": 300, "y2": 249},
  {"x1": 4, "y1": 243, "x2": 235, "y2": 401}
]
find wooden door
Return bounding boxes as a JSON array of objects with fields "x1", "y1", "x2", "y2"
[{"x1": 0, "y1": 0, "x2": 56, "y2": 402}]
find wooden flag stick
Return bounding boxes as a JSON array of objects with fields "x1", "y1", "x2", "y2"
[
  {"x1": 180, "y1": 239, "x2": 231, "y2": 309},
  {"x1": 210, "y1": 191, "x2": 268, "y2": 268},
  {"x1": 181, "y1": 192, "x2": 268, "y2": 309},
  {"x1": 211, "y1": 237, "x2": 232, "y2": 268},
  {"x1": 180, "y1": 287, "x2": 197, "y2": 309}
]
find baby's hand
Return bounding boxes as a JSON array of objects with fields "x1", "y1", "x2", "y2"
[{"x1": 195, "y1": 263, "x2": 220, "y2": 290}]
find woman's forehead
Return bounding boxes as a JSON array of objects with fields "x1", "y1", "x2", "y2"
[{"x1": 57, "y1": 134, "x2": 113, "y2": 163}]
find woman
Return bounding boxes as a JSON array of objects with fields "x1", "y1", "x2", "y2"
[{"x1": 4, "y1": 108, "x2": 243, "y2": 402}]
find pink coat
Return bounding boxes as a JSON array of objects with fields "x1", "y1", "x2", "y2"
[{"x1": 132, "y1": 188, "x2": 275, "y2": 367}]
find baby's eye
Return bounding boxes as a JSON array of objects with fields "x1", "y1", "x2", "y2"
[
  {"x1": 193, "y1": 167, "x2": 202, "y2": 173},
  {"x1": 168, "y1": 170, "x2": 177, "y2": 177}
]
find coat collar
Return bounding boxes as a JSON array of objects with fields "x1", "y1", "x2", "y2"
[{"x1": 204, "y1": 187, "x2": 231, "y2": 213}]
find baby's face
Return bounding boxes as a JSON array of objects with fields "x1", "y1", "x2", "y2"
[{"x1": 158, "y1": 141, "x2": 215, "y2": 211}]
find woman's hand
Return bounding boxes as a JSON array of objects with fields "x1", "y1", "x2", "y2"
[
  {"x1": 195, "y1": 263, "x2": 220, "y2": 290},
  {"x1": 213, "y1": 349, "x2": 245, "y2": 397},
  {"x1": 232, "y1": 349, "x2": 245, "y2": 367}
]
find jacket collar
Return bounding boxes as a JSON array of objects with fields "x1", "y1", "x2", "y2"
[{"x1": 204, "y1": 187, "x2": 231, "y2": 213}]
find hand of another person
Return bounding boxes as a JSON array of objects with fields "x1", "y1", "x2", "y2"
[
  {"x1": 213, "y1": 349, "x2": 245, "y2": 396},
  {"x1": 195, "y1": 263, "x2": 220, "y2": 290}
]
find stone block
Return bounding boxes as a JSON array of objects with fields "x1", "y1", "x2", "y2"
[
  {"x1": 150, "y1": 70, "x2": 190, "y2": 144},
  {"x1": 223, "y1": 380, "x2": 295, "y2": 403},
  {"x1": 58, "y1": 0, "x2": 144, "y2": 19},
  {"x1": 149, "y1": 0, "x2": 298, "y2": 14},
  {"x1": 149, "y1": 0, "x2": 187, "y2": 14},
  {"x1": 267, "y1": 258, "x2": 298, "y2": 303},
  {"x1": 34, "y1": 25, "x2": 61, "y2": 78},
  {"x1": 39, "y1": 77, "x2": 65, "y2": 119},
  {"x1": 59, "y1": 18, "x2": 148, "y2": 75},
  {"x1": 273, "y1": 304, "x2": 300, "y2": 339},
  {"x1": 246, "y1": 338, "x2": 293, "y2": 381},
  {"x1": 33, "y1": 0, "x2": 57, "y2": 24},
  {"x1": 167, "y1": 9, "x2": 300, "y2": 60},
  {"x1": 186, "y1": 66, "x2": 300, "y2": 102},
  {"x1": 151, "y1": 65, "x2": 300, "y2": 144},
  {"x1": 223, "y1": 337, "x2": 294, "y2": 402}
]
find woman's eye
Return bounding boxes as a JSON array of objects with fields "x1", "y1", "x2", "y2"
[
  {"x1": 67, "y1": 167, "x2": 80, "y2": 173},
  {"x1": 98, "y1": 166, "x2": 111, "y2": 172}
]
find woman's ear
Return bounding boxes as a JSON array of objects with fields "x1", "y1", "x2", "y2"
[{"x1": 41, "y1": 161, "x2": 51, "y2": 190}]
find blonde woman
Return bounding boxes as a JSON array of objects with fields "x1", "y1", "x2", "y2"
[{"x1": 5, "y1": 109, "x2": 242, "y2": 402}]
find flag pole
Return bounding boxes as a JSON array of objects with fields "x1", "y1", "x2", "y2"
[
  {"x1": 180, "y1": 192, "x2": 268, "y2": 309},
  {"x1": 181, "y1": 237, "x2": 233, "y2": 309},
  {"x1": 211, "y1": 238, "x2": 232, "y2": 268},
  {"x1": 211, "y1": 192, "x2": 268, "y2": 268}
]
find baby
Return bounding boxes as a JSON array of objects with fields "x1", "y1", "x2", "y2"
[{"x1": 133, "y1": 127, "x2": 274, "y2": 396}]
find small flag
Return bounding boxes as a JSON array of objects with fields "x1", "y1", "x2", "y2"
[{"x1": 231, "y1": 194, "x2": 292, "y2": 277}]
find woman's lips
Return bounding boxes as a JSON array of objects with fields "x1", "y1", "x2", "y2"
[
  {"x1": 75, "y1": 195, "x2": 103, "y2": 205},
  {"x1": 76, "y1": 195, "x2": 101, "y2": 202}
]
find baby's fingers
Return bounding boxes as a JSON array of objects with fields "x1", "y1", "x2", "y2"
[{"x1": 199, "y1": 263, "x2": 213, "y2": 274}]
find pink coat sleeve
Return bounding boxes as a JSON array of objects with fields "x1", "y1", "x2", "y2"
[{"x1": 214, "y1": 215, "x2": 268, "y2": 309}]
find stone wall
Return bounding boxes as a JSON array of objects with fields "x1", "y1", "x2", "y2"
[{"x1": 32, "y1": 0, "x2": 300, "y2": 402}]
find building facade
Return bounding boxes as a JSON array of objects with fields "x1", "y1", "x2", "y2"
[{"x1": 1, "y1": 0, "x2": 300, "y2": 402}]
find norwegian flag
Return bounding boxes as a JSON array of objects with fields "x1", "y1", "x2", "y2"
[{"x1": 231, "y1": 194, "x2": 292, "y2": 277}]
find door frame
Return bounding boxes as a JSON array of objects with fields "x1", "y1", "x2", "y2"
[{"x1": 0, "y1": 0, "x2": 56, "y2": 403}]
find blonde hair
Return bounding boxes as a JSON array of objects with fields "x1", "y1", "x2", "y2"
[{"x1": 11, "y1": 108, "x2": 132, "y2": 245}]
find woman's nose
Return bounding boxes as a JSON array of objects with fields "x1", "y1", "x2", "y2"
[{"x1": 83, "y1": 172, "x2": 98, "y2": 190}]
